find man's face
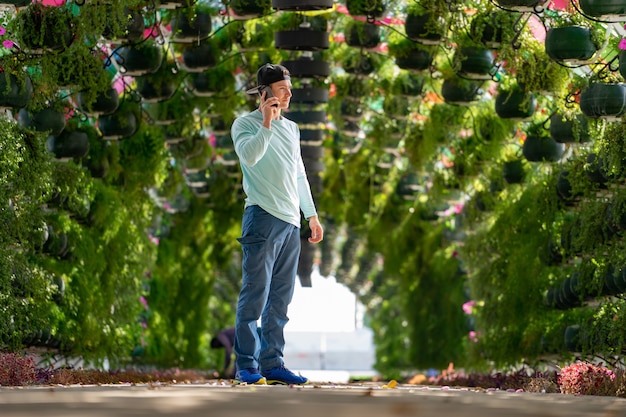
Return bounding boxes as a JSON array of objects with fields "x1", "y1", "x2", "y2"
[{"x1": 269, "y1": 80, "x2": 292, "y2": 109}]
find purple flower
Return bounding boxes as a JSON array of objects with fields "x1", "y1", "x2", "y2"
[
  {"x1": 620, "y1": 38, "x2": 626, "y2": 50},
  {"x1": 2, "y1": 40, "x2": 13, "y2": 49},
  {"x1": 0, "y1": 26, "x2": 5, "y2": 36}
]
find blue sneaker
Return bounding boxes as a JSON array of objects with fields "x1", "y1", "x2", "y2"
[
  {"x1": 262, "y1": 365, "x2": 308, "y2": 385},
  {"x1": 235, "y1": 368, "x2": 267, "y2": 385}
]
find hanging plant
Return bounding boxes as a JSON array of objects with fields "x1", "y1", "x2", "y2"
[
  {"x1": 135, "y1": 59, "x2": 182, "y2": 103},
  {"x1": 78, "y1": 87, "x2": 120, "y2": 117},
  {"x1": 513, "y1": 38, "x2": 572, "y2": 96},
  {"x1": 227, "y1": 19, "x2": 275, "y2": 51},
  {"x1": 549, "y1": 111, "x2": 591, "y2": 144},
  {"x1": 229, "y1": 0, "x2": 273, "y2": 19},
  {"x1": 543, "y1": 8, "x2": 608, "y2": 65},
  {"x1": 114, "y1": 39, "x2": 164, "y2": 77},
  {"x1": 468, "y1": 8, "x2": 518, "y2": 49},
  {"x1": 168, "y1": 5, "x2": 214, "y2": 44},
  {"x1": 579, "y1": 82, "x2": 626, "y2": 121},
  {"x1": 14, "y1": 3, "x2": 75, "y2": 53},
  {"x1": 494, "y1": 79, "x2": 537, "y2": 120},
  {"x1": 387, "y1": 32, "x2": 436, "y2": 72},
  {"x1": 522, "y1": 123, "x2": 566, "y2": 162},
  {"x1": 100, "y1": 7, "x2": 146, "y2": 43},
  {"x1": 17, "y1": 98, "x2": 67, "y2": 136},
  {"x1": 344, "y1": 20, "x2": 381, "y2": 49},
  {"x1": 346, "y1": 0, "x2": 386, "y2": 18},
  {"x1": 97, "y1": 96, "x2": 142, "y2": 140},
  {"x1": 404, "y1": 1, "x2": 448, "y2": 45},
  {"x1": 0, "y1": 69, "x2": 33, "y2": 110}
]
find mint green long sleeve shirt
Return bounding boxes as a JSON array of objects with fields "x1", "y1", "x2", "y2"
[{"x1": 230, "y1": 110, "x2": 317, "y2": 228}]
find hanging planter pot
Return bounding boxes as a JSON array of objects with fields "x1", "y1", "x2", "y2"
[
  {"x1": 275, "y1": 29, "x2": 330, "y2": 51},
  {"x1": 441, "y1": 77, "x2": 484, "y2": 105},
  {"x1": 405, "y1": 11, "x2": 446, "y2": 45},
  {"x1": 345, "y1": 21, "x2": 380, "y2": 49},
  {"x1": 585, "y1": 153, "x2": 610, "y2": 186},
  {"x1": 346, "y1": 0, "x2": 385, "y2": 17},
  {"x1": 115, "y1": 41, "x2": 164, "y2": 76},
  {"x1": 341, "y1": 99, "x2": 364, "y2": 122},
  {"x1": 496, "y1": 0, "x2": 548, "y2": 12},
  {"x1": 285, "y1": 110, "x2": 326, "y2": 127},
  {"x1": 272, "y1": 0, "x2": 333, "y2": 10},
  {"x1": 395, "y1": 48, "x2": 435, "y2": 72},
  {"x1": 300, "y1": 129, "x2": 324, "y2": 145},
  {"x1": 502, "y1": 159, "x2": 526, "y2": 184},
  {"x1": 545, "y1": 26, "x2": 598, "y2": 65},
  {"x1": 613, "y1": 265, "x2": 626, "y2": 293},
  {"x1": 556, "y1": 170, "x2": 582, "y2": 205},
  {"x1": 549, "y1": 112, "x2": 590, "y2": 144},
  {"x1": 98, "y1": 102, "x2": 140, "y2": 140},
  {"x1": 1, "y1": 0, "x2": 31, "y2": 6},
  {"x1": 580, "y1": 0, "x2": 626, "y2": 22},
  {"x1": 180, "y1": 42, "x2": 218, "y2": 72},
  {"x1": 0, "y1": 71, "x2": 33, "y2": 109},
  {"x1": 453, "y1": 46, "x2": 495, "y2": 80},
  {"x1": 18, "y1": 106, "x2": 66, "y2": 136},
  {"x1": 78, "y1": 88, "x2": 119, "y2": 116},
  {"x1": 17, "y1": 4, "x2": 75, "y2": 53},
  {"x1": 102, "y1": 8, "x2": 145, "y2": 43},
  {"x1": 469, "y1": 11, "x2": 515, "y2": 48},
  {"x1": 170, "y1": 10, "x2": 212, "y2": 43},
  {"x1": 522, "y1": 133, "x2": 565, "y2": 162},
  {"x1": 137, "y1": 79, "x2": 177, "y2": 103},
  {"x1": 230, "y1": 0, "x2": 272, "y2": 18},
  {"x1": 291, "y1": 87, "x2": 329, "y2": 104},
  {"x1": 579, "y1": 82, "x2": 626, "y2": 121},
  {"x1": 46, "y1": 129, "x2": 90, "y2": 161},
  {"x1": 188, "y1": 67, "x2": 235, "y2": 97},
  {"x1": 618, "y1": 50, "x2": 626, "y2": 80},
  {"x1": 343, "y1": 53, "x2": 378, "y2": 75},
  {"x1": 158, "y1": 0, "x2": 194, "y2": 9},
  {"x1": 163, "y1": 123, "x2": 187, "y2": 144},
  {"x1": 282, "y1": 57, "x2": 330, "y2": 78},
  {"x1": 495, "y1": 87, "x2": 536, "y2": 120}
]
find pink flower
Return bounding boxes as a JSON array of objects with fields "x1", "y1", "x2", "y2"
[
  {"x1": 462, "y1": 300, "x2": 475, "y2": 315},
  {"x1": 140, "y1": 296, "x2": 149, "y2": 310},
  {"x1": 0, "y1": 26, "x2": 5, "y2": 36},
  {"x1": 468, "y1": 331, "x2": 479, "y2": 342},
  {"x1": 2, "y1": 40, "x2": 13, "y2": 49},
  {"x1": 620, "y1": 38, "x2": 626, "y2": 50}
]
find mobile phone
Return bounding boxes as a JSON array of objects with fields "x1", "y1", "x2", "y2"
[{"x1": 261, "y1": 86, "x2": 277, "y2": 107}]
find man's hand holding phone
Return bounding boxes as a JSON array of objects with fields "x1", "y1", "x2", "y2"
[{"x1": 261, "y1": 86, "x2": 278, "y2": 108}]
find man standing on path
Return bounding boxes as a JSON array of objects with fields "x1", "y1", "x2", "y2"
[{"x1": 230, "y1": 63, "x2": 324, "y2": 385}]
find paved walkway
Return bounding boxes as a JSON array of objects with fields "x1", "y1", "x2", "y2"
[{"x1": 2, "y1": 381, "x2": 626, "y2": 417}]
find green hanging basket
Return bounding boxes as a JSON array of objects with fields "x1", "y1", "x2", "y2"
[
  {"x1": 405, "y1": 11, "x2": 446, "y2": 45},
  {"x1": 502, "y1": 159, "x2": 525, "y2": 184},
  {"x1": 115, "y1": 42, "x2": 164, "y2": 77},
  {"x1": 522, "y1": 133, "x2": 565, "y2": 162},
  {"x1": 579, "y1": 82, "x2": 626, "y2": 121},
  {"x1": 545, "y1": 26, "x2": 597, "y2": 64},
  {"x1": 454, "y1": 46, "x2": 496, "y2": 80},
  {"x1": 0, "y1": 72, "x2": 33, "y2": 109},
  {"x1": 78, "y1": 88, "x2": 120, "y2": 116},
  {"x1": 579, "y1": 0, "x2": 626, "y2": 22},
  {"x1": 18, "y1": 106, "x2": 66, "y2": 136},
  {"x1": 46, "y1": 130, "x2": 90, "y2": 160},
  {"x1": 441, "y1": 78, "x2": 483, "y2": 105},
  {"x1": 549, "y1": 112, "x2": 590, "y2": 144},
  {"x1": 495, "y1": 88, "x2": 536, "y2": 120},
  {"x1": 170, "y1": 10, "x2": 213, "y2": 43}
]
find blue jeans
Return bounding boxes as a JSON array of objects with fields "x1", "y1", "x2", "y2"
[{"x1": 234, "y1": 205, "x2": 301, "y2": 372}]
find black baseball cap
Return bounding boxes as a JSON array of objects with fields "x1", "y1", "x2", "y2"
[{"x1": 245, "y1": 63, "x2": 291, "y2": 95}]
